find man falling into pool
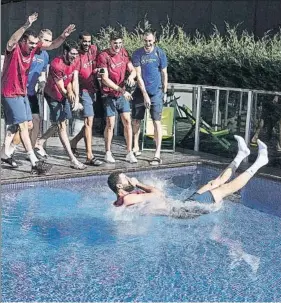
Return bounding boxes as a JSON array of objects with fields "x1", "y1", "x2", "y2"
[{"x1": 107, "y1": 136, "x2": 269, "y2": 217}]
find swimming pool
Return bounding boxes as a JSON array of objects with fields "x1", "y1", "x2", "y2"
[{"x1": 2, "y1": 165, "x2": 281, "y2": 302}]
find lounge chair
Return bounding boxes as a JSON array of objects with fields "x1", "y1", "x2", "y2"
[{"x1": 141, "y1": 106, "x2": 176, "y2": 152}]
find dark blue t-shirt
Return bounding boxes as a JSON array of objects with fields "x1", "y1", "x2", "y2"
[
  {"x1": 27, "y1": 50, "x2": 49, "y2": 96},
  {"x1": 132, "y1": 46, "x2": 167, "y2": 96}
]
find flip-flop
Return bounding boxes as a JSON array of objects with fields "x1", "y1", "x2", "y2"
[
  {"x1": 149, "y1": 157, "x2": 162, "y2": 166},
  {"x1": 133, "y1": 151, "x2": 142, "y2": 157},
  {"x1": 85, "y1": 157, "x2": 103, "y2": 166}
]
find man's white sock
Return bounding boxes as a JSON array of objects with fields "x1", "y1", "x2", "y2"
[
  {"x1": 9, "y1": 143, "x2": 17, "y2": 156},
  {"x1": 27, "y1": 151, "x2": 38, "y2": 166},
  {"x1": 232, "y1": 135, "x2": 250, "y2": 168},
  {"x1": 246, "y1": 140, "x2": 268, "y2": 177}
]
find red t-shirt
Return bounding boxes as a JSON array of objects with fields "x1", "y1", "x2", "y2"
[
  {"x1": 1, "y1": 42, "x2": 42, "y2": 97},
  {"x1": 78, "y1": 45, "x2": 98, "y2": 93},
  {"x1": 97, "y1": 48, "x2": 130, "y2": 97},
  {"x1": 44, "y1": 56, "x2": 79, "y2": 102}
]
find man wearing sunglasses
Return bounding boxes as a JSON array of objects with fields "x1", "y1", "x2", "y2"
[
  {"x1": 34, "y1": 40, "x2": 86, "y2": 170},
  {"x1": 97, "y1": 31, "x2": 137, "y2": 164},
  {"x1": 131, "y1": 30, "x2": 168, "y2": 166}
]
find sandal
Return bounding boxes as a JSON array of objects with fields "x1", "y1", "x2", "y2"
[
  {"x1": 70, "y1": 160, "x2": 87, "y2": 170},
  {"x1": 85, "y1": 157, "x2": 103, "y2": 166},
  {"x1": 34, "y1": 147, "x2": 48, "y2": 160},
  {"x1": 149, "y1": 157, "x2": 162, "y2": 166}
]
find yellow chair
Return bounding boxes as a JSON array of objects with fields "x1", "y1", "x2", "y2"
[{"x1": 141, "y1": 106, "x2": 176, "y2": 152}]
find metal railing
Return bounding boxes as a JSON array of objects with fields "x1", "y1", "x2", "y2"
[
  {"x1": 169, "y1": 84, "x2": 281, "y2": 159},
  {"x1": 1, "y1": 80, "x2": 281, "y2": 160}
]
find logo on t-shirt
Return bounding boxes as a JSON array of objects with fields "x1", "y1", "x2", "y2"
[
  {"x1": 110, "y1": 61, "x2": 125, "y2": 69},
  {"x1": 22, "y1": 57, "x2": 32, "y2": 64},
  {"x1": 83, "y1": 60, "x2": 95, "y2": 69},
  {"x1": 140, "y1": 57, "x2": 158, "y2": 65},
  {"x1": 63, "y1": 71, "x2": 75, "y2": 80},
  {"x1": 32, "y1": 57, "x2": 44, "y2": 64}
]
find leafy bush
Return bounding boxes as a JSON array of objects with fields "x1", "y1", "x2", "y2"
[{"x1": 92, "y1": 18, "x2": 281, "y2": 91}]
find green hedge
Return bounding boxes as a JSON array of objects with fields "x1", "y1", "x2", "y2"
[{"x1": 92, "y1": 19, "x2": 281, "y2": 91}]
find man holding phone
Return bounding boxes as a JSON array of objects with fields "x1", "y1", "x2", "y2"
[
  {"x1": 97, "y1": 31, "x2": 137, "y2": 164},
  {"x1": 131, "y1": 30, "x2": 168, "y2": 165},
  {"x1": 35, "y1": 40, "x2": 86, "y2": 170}
]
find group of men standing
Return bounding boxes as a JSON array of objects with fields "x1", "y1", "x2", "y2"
[{"x1": 1, "y1": 13, "x2": 168, "y2": 175}]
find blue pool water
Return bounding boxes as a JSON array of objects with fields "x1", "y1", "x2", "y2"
[{"x1": 2, "y1": 165, "x2": 281, "y2": 302}]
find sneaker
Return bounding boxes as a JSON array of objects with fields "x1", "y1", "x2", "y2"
[
  {"x1": 125, "y1": 151, "x2": 138, "y2": 164},
  {"x1": 104, "y1": 151, "x2": 116, "y2": 163},
  {"x1": 133, "y1": 149, "x2": 142, "y2": 157},
  {"x1": 31, "y1": 160, "x2": 52, "y2": 175}
]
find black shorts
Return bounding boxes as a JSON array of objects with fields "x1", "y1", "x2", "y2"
[
  {"x1": 185, "y1": 191, "x2": 215, "y2": 204},
  {"x1": 131, "y1": 88, "x2": 163, "y2": 121},
  {"x1": 28, "y1": 94, "x2": 39, "y2": 114}
]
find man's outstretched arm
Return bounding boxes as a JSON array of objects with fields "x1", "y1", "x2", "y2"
[
  {"x1": 41, "y1": 24, "x2": 76, "y2": 50},
  {"x1": 6, "y1": 12, "x2": 38, "y2": 52}
]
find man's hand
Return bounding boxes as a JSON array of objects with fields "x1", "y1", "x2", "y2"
[
  {"x1": 37, "y1": 81, "x2": 46, "y2": 95},
  {"x1": 163, "y1": 92, "x2": 167, "y2": 104},
  {"x1": 61, "y1": 24, "x2": 76, "y2": 38},
  {"x1": 24, "y1": 12, "x2": 38, "y2": 29},
  {"x1": 128, "y1": 177, "x2": 139, "y2": 187},
  {"x1": 67, "y1": 91, "x2": 76, "y2": 104},
  {"x1": 123, "y1": 91, "x2": 133, "y2": 101},
  {"x1": 72, "y1": 101, "x2": 80, "y2": 111},
  {"x1": 144, "y1": 94, "x2": 151, "y2": 109},
  {"x1": 71, "y1": 95, "x2": 82, "y2": 111},
  {"x1": 126, "y1": 76, "x2": 135, "y2": 88}
]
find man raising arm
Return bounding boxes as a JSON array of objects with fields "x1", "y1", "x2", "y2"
[{"x1": 1, "y1": 13, "x2": 52, "y2": 174}]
